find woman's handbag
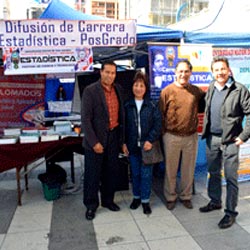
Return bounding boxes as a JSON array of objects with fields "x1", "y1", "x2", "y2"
[{"x1": 141, "y1": 140, "x2": 164, "y2": 165}]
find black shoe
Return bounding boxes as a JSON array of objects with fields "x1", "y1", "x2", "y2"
[
  {"x1": 218, "y1": 214, "x2": 235, "y2": 229},
  {"x1": 102, "y1": 203, "x2": 120, "y2": 212},
  {"x1": 199, "y1": 202, "x2": 222, "y2": 212},
  {"x1": 130, "y1": 199, "x2": 141, "y2": 210},
  {"x1": 85, "y1": 209, "x2": 96, "y2": 220},
  {"x1": 142, "y1": 203, "x2": 152, "y2": 215}
]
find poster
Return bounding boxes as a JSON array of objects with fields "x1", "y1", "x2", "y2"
[
  {"x1": 148, "y1": 43, "x2": 212, "y2": 100},
  {"x1": 44, "y1": 75, "x2": 75, "y2": 118},
  {"x1": 3, "y1": 47, "x2": 93, "y2": 75},
  {"x1": 148, "y1": 43, "x2": 213, "y2": 133},
  {"x1": 0, "y1": 67, "x2": 46, "y2": 131},
  {"x1": 237, "y1": 140, "x2": 250, "y2": 183}
]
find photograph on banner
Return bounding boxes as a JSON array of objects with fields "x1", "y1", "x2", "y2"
[
  {"x1": 44, "y1": 74, "x2": 75, "y2": 118},
  {"x1": 148, "y1": 43, "x2": 213, "y2": 100},
  {"x1": 3, "y1": 46, "x2": 94, "y2": 75},
  {"x1": 0, "y1": 67, "x2": 46, "y2": 131}
]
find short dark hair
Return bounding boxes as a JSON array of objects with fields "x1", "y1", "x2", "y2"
[
  {"x1": 211, "y1": 56, "x2": 229, "y2": 70},
  {"x1": 175, "y1": 59, "x2": 193, "y2": 71},
  {"x1": 132, "y1": 71, "x2": 149, "y2": 97},
  {"x1": 101, "y1": 60, "x2": 117, "y2": 71}
]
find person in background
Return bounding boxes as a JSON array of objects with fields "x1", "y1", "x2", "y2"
[
  {"x1": 123, "y1": 71, "x2": 161, "y2": 215},
  {"x1": 56, "y1": 85, "x2": 66, "y2": 101},
  {"x1": 81, "y1": 61, "x2": 124, "y2": 220},
  {"x1": 199, "y1": 56, "x2": 250, "y2": 229},
  {"x1": 159, "y1": 60, "x2": 205, "y2": 211}
]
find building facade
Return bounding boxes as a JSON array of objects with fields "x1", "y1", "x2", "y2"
[
  {"x1": 1, "y1": 0, "x2": 209, "y2": 26},
  {"x1": 77, "y1": 0, "x2": 208, "y2": 25}
]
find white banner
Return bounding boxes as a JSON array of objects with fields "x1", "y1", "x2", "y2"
[
  {"x1": 3, "y1": 47, "x2": 94, "y2": 75},
  {"x1": 0, "y1": 19, "x2": 137, "y2": 47}
]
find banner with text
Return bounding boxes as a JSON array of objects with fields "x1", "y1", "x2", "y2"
[
  {"x1": 148, "y1": 43, "x2": 212, "y2": 100},
  {"x1": 3, "y1": 47, "x2": 94, "y2": 75},
  {"x1": 213, "y1": 47, "x2": 250, "y2": 90},
  {"x1": 0, "y1": 67, "x2": 46, "y2": 130},
  {"x1": 0, "y1": 19, "x2": 136, "y2": 47}
]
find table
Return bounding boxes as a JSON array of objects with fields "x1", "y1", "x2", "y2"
[{"x1": 0, "y1": 137, "x2": 84, "y2": 205}]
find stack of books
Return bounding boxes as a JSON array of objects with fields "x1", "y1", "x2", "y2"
[
  {"x1": 0, "y1": 135, "x2": 19, "y2": 145},
  {"x1": 39, "y1": 127, "x2": 60, "y2": 142},
  {"x1": 53, "y1": 121, "x2": 72, "y2": 133},
  {"x1": 20, "y1": 128, "x2": 40, "y2": 144},
  {"x1": 40, "y1": 133, "x2": 60, "y2": 142}
]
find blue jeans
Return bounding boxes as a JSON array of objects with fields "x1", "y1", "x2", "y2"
[
  {"x1": 129, "y1": 153, "x2": 153, "y2": 203},
  {"x1": 206, "y1": 134, "x2": 239, "y2": 217}
]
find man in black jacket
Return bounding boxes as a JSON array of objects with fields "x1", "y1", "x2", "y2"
[
  {"x1": 200, "y1": 56, "x2": 250, "y2": 229},
  {"x1": 81, "y1": 61, "x2": 124, "y2": 220}
]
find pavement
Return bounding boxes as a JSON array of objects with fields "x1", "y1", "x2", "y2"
[{"x1": 1, "y1": 154, "x2": 250, "y2": 250}]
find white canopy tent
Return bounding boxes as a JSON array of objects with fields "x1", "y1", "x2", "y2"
[{"x1": 168, "y1": 0, "x2": 250, "y2": 46}]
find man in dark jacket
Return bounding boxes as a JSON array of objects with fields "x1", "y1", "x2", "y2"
[
  {"x1": 200, "y1": 56, "x2": 250, "y2": 229},
  {"x1": 81, "y1": 61, "x2": 124, "y2": 220}
]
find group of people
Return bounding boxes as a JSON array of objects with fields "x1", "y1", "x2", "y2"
[{"x1": 81, "y1": 56, "x2": 250, "y2": 230}]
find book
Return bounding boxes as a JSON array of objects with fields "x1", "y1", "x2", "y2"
[
  {"x1": 21, "y1": 127, "x2": 39, "y2": 134},
  {"x1": 60, "y1": 131, "x2": 79, "y2": 139},
  {"x1": 0, "y1": 135, "x2": 18, "y2": 145},
  {"x1": 19, "y1": 133, "x2": 40, "y2": 144},
  {"x1": 53, "y1": 121, "x2": 72, "y2": 133},
  {"x1": 3, "y1": 128, "x2": 21, "y2": 136},
  {"x1": 41, "y1": 134, "x2": 60, "y2": 142},
  {"x1": 39, "y1": 127, "x2": 53, "y2": 136}
]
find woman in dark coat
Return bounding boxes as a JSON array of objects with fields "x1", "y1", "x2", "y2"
[{"x1": 123, "y1": 71, "x2": 162, "y2": 214}]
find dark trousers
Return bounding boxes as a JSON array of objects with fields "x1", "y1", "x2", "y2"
[
  {"x1": 206, "y1": 134, "x2": 239, "y2": 217},
  {"x1": 83, "y1": 128, "x2": 120, "y2": 210}
]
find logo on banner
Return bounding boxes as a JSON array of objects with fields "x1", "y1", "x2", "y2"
[{"x1": 3, "y1": 47, "x2": 94, "y2": 75}]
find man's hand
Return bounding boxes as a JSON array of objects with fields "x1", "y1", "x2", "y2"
[
  {"x1": 93, "y1": 142, "x2": 104, "y2": 153},
  {"x1": 235, "y1": 137, "x2": 244, "y2": 146},
  {"x1": 122, "y1": 144, "x2": 129, "y2": 156}
]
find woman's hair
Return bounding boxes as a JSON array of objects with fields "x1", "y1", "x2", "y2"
[{"x1": 132, "y1": 71, "x2": 150, "y2": 97}]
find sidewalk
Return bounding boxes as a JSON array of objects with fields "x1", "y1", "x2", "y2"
[{"x1": 1, "y1": 155, "x2": 250, "y2": 250}]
